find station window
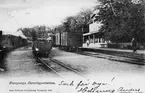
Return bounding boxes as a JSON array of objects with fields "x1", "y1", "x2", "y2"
[
  {"x1": 90, "y1": 35, "x2": 93, "y2": 43},
  {"x1": 83, "y1": 36, "x2": 88, "y2": 43},
  {"x1": 102, "y1": 39, "x2": 105, "y2": 43},
  {"x1": 98, "y1": 38, "x2": 100, "y2": 43},
  {"x1": 93, "y1": 36, "x2": 95, "y2": 44},
  {"x1": 95, "y1": 38, "x2": 98, "y2": 43},
  {"x1": 90, "y1": 39, "x2": 93, "y2": 43}
]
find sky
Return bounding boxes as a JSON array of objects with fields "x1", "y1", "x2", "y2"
[{"x1": 0, "y1": 0, "x2": 97, "y2": 36}]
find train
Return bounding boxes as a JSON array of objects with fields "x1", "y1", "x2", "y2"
[
  {"x1": 0, "y1": 31, "x2": 28, "y2": 61},
  {"x1": 32, "y1": 34, "x2": 53, "y2": 57},
  {"x1": 0, "y1": 30, "x2": 28, "y2": 51},
  {"x1": 0, "y1": 35, "x2": 28, "y2": 51},
  {"x1": 55, "y1": 32, "x2": 83, "y2": 51}
]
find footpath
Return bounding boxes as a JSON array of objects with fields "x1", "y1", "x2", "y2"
[
  {"x1": 81, "y1": 47, "x2": 145, "y2": 54},
  {"x1": 80, "y1": 47, "x2": 145, "y2": 65}
]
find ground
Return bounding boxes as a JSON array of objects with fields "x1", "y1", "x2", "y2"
[
  {"x1": 0, "y1": 46, "x2": 145, "y2": 93},
  {"x1": 0, "y1": 47, "x2": 145, "y2": 78},
  {"x1": 50, "y1": 48, "x2": 145, "y2": 78},
  {"x1": 0, "y1": 47, "x2": 58, "y2": 77}
]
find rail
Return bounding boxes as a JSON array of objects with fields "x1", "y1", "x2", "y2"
[
  {"x1": 49, "y1": 58, "x2": 87, "y2": 78},
  {"x1": 37, "y1": 57, "x2": 63, "y2": 78},
  {"x1": 37, "y1": 57, "x2": 87, "y2": 79}
]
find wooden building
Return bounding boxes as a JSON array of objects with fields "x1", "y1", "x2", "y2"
[{"x1": 83, "y1": 11, "x2": 108, "y2": 48}]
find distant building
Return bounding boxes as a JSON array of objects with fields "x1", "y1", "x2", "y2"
[{"x1": 83, "y1": 10, "x2": 107, "y2": 48}]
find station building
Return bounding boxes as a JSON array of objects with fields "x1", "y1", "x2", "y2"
[{"x1": 83, "y1": 11, "x2": 108, "y2": 48}]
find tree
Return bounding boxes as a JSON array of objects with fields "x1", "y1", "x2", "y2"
[
  {"x1": 95, "y1": 0, "x2": 145, "y2": 43},
  {"x1": 17, "y1": 25, "x2": 52, "y2": 41},
  {"x1": 17, "y1": 27, "x2": 37, "y2": 41},
  {"x1": 17, "y1": 28, "x2": 32, "y2": 37},
  {"x1": 53, "y1": 8, "x2": 92, "y2": 33},
  {"x1": 75, "y1": 9, "x2": 93, "y2": 33}
]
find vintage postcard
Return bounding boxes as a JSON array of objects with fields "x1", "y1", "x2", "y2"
[{"x1": 0, "y1": 0, "x2": 145, "y2": 93}]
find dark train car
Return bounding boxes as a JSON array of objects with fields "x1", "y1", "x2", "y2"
[
  {"x1": 0, "y1": 35, "x2": 28, "y2": 51},
  {"x1": 32, "y1": 37, "x2": 53, "y2": 57},
  {"x1": 0, "y1": 30, "x2": 28, "y2": 61},
  {"x1": 55, "y1": 32, "x2": 83, "y2": 51}
]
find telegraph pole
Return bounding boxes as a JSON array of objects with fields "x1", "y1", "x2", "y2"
[{"x1": 0, "y1": 30, "x2": 2, "y2": 43}]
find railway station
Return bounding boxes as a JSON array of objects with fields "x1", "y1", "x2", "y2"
[
  {"x1": 0, "y1": 0, "x2": 145, "y2": 92},
  {"x1": 83, "y1": 10, "x2": 108, "y2": 48},
  {"x1": 0, "y1": 2, "x2": 145, "y2": 77}
]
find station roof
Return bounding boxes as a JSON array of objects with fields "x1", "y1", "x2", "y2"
[
  {"x1": 83, "y1": 31, "x2": 103, "y2": 37},
  {"x1": 83, "y1": 31, "x2": 98, "y2": 36}
]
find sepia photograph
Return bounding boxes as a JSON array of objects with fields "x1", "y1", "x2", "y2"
[{"x1": 0, "y1": 0, "x2": 145, "y2": 93}]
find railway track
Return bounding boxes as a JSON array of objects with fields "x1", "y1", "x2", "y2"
[
  {"x1": 37, "y1": 57, "x2": 63, "y2": 77},
  {"x1": 37, "y1": 57, "x2": 87, "y2": 78},
  {"x1": 75, "y1": 51, "x2": 145, "y2": 65}
]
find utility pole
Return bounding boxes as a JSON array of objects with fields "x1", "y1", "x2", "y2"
[
  {"x1": 0, "y1": 30, "x2": 2, "y2": 40},
  {"x1": 0, "y1": 30, "x2": 2, "y2": 36},
  {"x1": 0, "y1": 30, "x2": 2, "y2": 47}
]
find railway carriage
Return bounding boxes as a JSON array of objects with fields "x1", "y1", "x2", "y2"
[
  {"x1": 55, "y1": 32, "x2": 83, "y2": 51},
  {"x1": 32, "y1": 37, "x2": 53, "y2": 57}
]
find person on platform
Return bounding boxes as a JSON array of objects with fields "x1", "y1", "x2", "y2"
[
  {"x1": 131, "y1": 38, "x2": 137, "y2": 53},
  {"x1": 86, "y1": 39, "x2": 89, "y2": 47}
]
